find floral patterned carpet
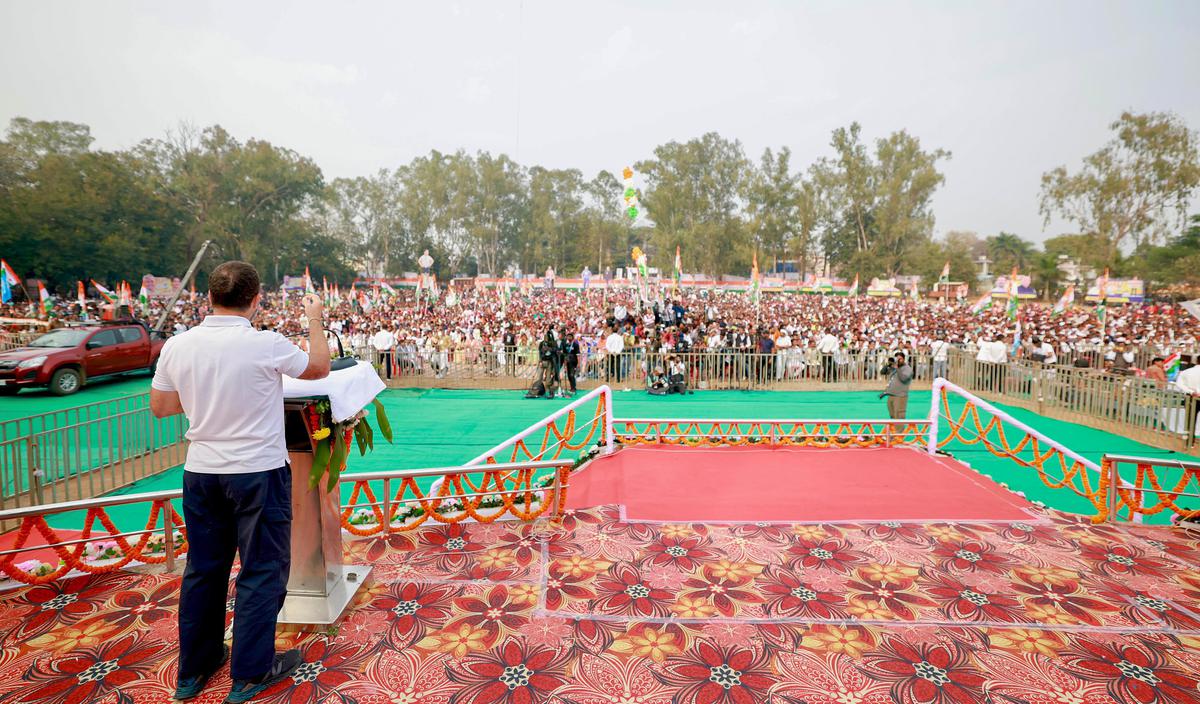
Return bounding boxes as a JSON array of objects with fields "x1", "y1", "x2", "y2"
[{"x1": 2, "y1": 505, "x2": 1200, "y2": 703}]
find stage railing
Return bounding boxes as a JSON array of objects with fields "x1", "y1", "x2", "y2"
[
  {"x1": 0, "y1": 489, "x2": 186, "y2": 586},
  {"x1": 928, "y1": 378, "x2": 1129, "y2": 522},
  {"x1": 1097, "y1": 454, "x2": 1200, "y2": 523},
  {"x1": 465, "y1": 385, "x2": 614, "y2": 465},
  {"x1": 945, "y1": 349, "x2": 1198, "y2": 453},
  {"x1": 0, "y1": 459, "x2": 575, "y2": 587},
  {"x1": 339, "y1": 459, "x2": 573, "y2": 536},
  {"x1": 613, "y1": 418, "x2": 929, "y2": 448}
]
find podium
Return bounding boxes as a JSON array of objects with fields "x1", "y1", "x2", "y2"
[{"x1": 277, "y1": 398, "x2": 371, "y2": 627}]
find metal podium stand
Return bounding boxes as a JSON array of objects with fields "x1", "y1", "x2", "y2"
[{"x1": 277, "y1": 398, "x2": 371, "y2": 627}]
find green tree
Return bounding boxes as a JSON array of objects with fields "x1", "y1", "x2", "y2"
[
  {"x1": 636, "y1": 132, "x2": 752, "y2": 276},
  {"x1": 812, "y1": 123, "x2": 949, "y2": 276},
  {"x1": 1040, "y1": 111, "x2": 1200, "y2": 266},
  {"x1": 745, "y1": 147, "x2": 799, "y2": 272},
  {"x1": 985, "y1": 232, "x2": 1036, "y2": 274}
]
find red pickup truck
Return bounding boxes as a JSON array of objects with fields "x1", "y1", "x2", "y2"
[{"x1": 0, "y1": 323, "x2": 167, "y2": 396}]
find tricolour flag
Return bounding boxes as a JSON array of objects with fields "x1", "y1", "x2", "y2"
[
  {"x1": 77, "y1": 281, "x2": 86, "y2": 308},
  {"x1": 1052, "y1": 285, "x2": 1075, "y2": 317},
  {"x1": 138, "y1": 283, "x2": 150, "y2": 314},
  {"x1": 91, "y1": 280, "x2": 116, "y2": 303},
  {"x1": 847, "y1": 274, "x2": 859, "y2": 297},
  {"x1": 0, "y1": 259, "x2": 18, "y2": 286},
  {"x1": 938, "y1": 261, "x2": 950, "y2": 284},
  {"x1": 38, "y1": 281, "x2": 52, "y2": 312},
  {"x1": 1005, "y1": 268, "x2": 1020, "y2": 320},
  {"x1": 749, "y1": 252, "x2": 760, "y2": 305},
  {"x1": 0, "y1": 275, "x2": 9, "y2": 305},
  {"x1": 969, "y1": 292, "x2": 992, "y2": 315},
  {"x1": 380, "y1": 280, "x2": 397, "y2": 297},
  {"x1": 673, "y1": 246, "x2": 682, "y2": 291},
  {"x1": 1097, "y1": 269, "x2": 1109, "y2": 329},
  {"x1": 1164, "y1": 353, "x2": 1181, "y2": 380},
  {"x1": 304, "y1": 266, "x2": 315, "y2": 293},
  {"x1": 118, "y1": 282, "x2": 132, "y2": 307}
]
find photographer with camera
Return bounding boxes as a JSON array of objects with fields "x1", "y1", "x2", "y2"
[
  {"x1": 537, "y1": 329, "x2": 561, "y2": 398},
  {"x1": 561, "y1": 331, "x2": 580, "y2": 396},
  {"x1": 879, "y1": 351, "x2": 913, "y2": 419}
]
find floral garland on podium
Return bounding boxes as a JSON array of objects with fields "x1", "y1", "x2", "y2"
[{"x1": 302, "y1": 397, "x2": 393, "y2": 490}]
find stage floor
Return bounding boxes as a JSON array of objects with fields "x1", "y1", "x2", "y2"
[
  {"x1": 567, "y1": 445, "x2": 1040, "y2": 523},
  {"x1": 3, "y1": 504, "x2": 1199, "y2": 703}
]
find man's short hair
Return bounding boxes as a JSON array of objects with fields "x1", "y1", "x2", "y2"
[{"x1": 209, "y1": 261, "x2": 261, "y2": 310}]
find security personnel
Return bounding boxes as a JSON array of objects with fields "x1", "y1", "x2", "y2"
[{"x1": 151, "y1": 262, "x2": 330, "y2": 703}]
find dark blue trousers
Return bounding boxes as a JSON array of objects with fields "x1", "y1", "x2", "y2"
[{"x1": 178, "y1": 465, "x2": 291, "y2": 682}]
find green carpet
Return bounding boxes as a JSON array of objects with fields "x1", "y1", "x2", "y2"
[
  {"x1": 0, "y1": 375, "x2": 153, "y2": 424},
  {"x1": 32, "y1": 387, "x2": 1193, "y2": 533}
]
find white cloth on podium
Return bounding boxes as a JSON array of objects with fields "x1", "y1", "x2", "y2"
[{"x1": 283, "y1": 361, "x2": 386, "y2": 422}]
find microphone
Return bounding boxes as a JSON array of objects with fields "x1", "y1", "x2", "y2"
[{"x1": 287, "y1": 327, "x2": 358, "y2": 370}]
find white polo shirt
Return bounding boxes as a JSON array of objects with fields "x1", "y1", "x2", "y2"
[{"x1": 152, "y1": 315, "x2": 309, "y2": 474}]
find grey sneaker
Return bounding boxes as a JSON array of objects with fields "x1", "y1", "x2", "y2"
[{"x1": 223, "y1": 650, "x2": 301, "y2": 703}]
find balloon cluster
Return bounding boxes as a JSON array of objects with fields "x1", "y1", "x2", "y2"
[{"x1": 622, "y1": 167, "x2": 639, "y2": 220}]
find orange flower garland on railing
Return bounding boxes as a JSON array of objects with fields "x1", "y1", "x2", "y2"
[
  {"x1": 0, "y1": 499, "x2": 187, "y2": 586},
  {"x1": 615, "y1": 420, "x2": 928, "y2": 448},
  {"x1": 1102, "y1": 458, "x2": 1200, "y2": 520},
  {"x1": 338, "y1": 464, "x2": 570, "y2": 536},
  {"x1": 936, "y1": 391, "x2": 1107, "y2": 516}
]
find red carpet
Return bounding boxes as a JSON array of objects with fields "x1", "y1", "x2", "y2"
[{"x1": 567, "y1": 445, "x2": 1038, "y2": 522}]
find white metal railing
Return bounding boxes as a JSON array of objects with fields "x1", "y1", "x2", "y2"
[
  {"x1": 1100, "y1": 454, "x2": 1200, "y2": 523},
  {"x1": 465, "y1": 384, "x2": 614, "y2": 465},
  {"x1": 0, "y1": 459, "x2": 576, "y2": 584}
]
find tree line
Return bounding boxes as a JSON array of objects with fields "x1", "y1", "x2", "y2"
[{"x1": 0, "y1": 111, "x2": 1196, "y2": 296}]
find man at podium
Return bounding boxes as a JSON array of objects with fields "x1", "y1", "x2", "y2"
[{"x1": 150, "y1": 261, "x2": 331, "y2": 703}]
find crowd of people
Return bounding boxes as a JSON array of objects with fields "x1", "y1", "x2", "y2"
[{"x1": 3, "y1": 283, "x2": 1199, "y2": 388}]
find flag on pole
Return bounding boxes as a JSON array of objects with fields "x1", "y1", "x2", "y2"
[
  {"x1": 749, "y1": 252, "x2": 761, "y2": 305},
  {"x1": 380, "y1": 280, "x2": 397, "y2": 298},
  {"x1": 0, "y1": 259, "x2": 18, "y2": 286},
  {"x1": 673, "y1": 246, "x2": 682, "y2": 293},
  {"x1": 138, "y1": 282, "x2": 150, "y2": 315},
  {"x1": 0, "y1": 275, "x2": 10, "y2": 305},
  {"x1": 38, "y1": 281, "x2": 52, "y2": 313},
  {"x1": 1052, "y1": 284, "x2": 1075, "y2": 316},
  {"x1": 969, "y1": 292, "x2": 992, "y2": 315},
  {"x1": 938, "y1": 261, "x2": 950, "y2": 284},
  {"x1": 77, "y1": 281, "x2": 86, "y2": 309},
  {"x1": 1164, "y1": 352, "x2": 1181, "y2": 381},
  {"x1": 118, "y1": 282, "x2": 133, "y2": 307},
  {"x1": 303, "y1": 267, "x2": 315, "y2": 294},
  {"x1": 91, "y1": 280, "x2": 116, "y2": 304},
  {"x1": 847, "y1": 274, "x2": 859, "y2": 297},
  {"x1": 1005, "y1": 268, "x2": 1020, "y2": 320},
  {"x1": 1096, "y1": 269, "x2": 1109, "y2": 330}
]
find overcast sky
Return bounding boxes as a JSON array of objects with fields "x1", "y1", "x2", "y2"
[{"x1": 2, "y1": 0, "x2": 1197, "y2": 243}]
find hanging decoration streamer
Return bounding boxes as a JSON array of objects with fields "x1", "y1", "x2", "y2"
[{"x1": 622, "y1": 166, "x2": 640, "y2": 221}]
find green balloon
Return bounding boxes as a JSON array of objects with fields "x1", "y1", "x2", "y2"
[
  {"x1": 624, "y1": 187, "x2": 636, "y2": 199},
  {"x1": 627, "y1": 206, "x2": 639, "y2": 219}
]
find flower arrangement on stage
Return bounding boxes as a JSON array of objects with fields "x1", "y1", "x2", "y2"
[{"x1": 304, "y1": 397, "x2": 394, "y2": 491}]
